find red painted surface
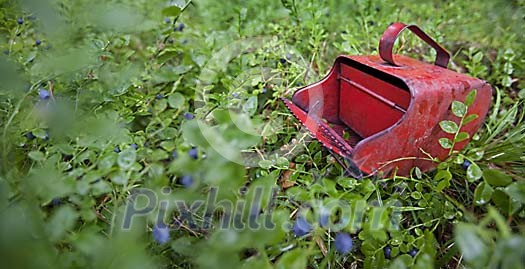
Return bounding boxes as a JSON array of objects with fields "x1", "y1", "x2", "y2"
[{"x1": 283, "y1": 22, "x2": 492, "y2": 177}]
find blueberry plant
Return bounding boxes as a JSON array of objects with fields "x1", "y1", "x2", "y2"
[{"x1": 1, "y1": 0, "x2": 525, "y2": 268}]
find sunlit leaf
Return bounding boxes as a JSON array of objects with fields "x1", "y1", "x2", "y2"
[
  {"x1": 454, "y1": 132, "x2": 470, "y2": 143},
  {"x1": 465, "y1": 90, "x2": 477, "y2": 107},
  {"x1": 438, "y1": 138, "x2": 453, "y2": 149},
  {"x1": 463, "y1": 114, "x2": 479, "y2": 125},
  {"x1": 466, "y1": 163, "x2": 482, "y2": 182},
  {"x1": 28, "y1": 151, "x2": 45, "y2": 161},
  {"x1": 474, "y1": 182, "x2": 493, "y2": 205},
  {"x1": 505, "y1": 182, "x2": 525, "y2": 204},
  {"x1": 162, "y1": 6, "x2": 181, "y2": 17},
  {"x1": 439, "y1": 120, "x2": 459, "y2": 134},
  {"x1": 451, "y1": 101, "x2": 467, "y2": 117},
  {"x1": 118, "y1": 148, "x2": 137, "y2": 169}
]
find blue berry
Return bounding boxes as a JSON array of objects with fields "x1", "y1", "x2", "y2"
[
  {"x1": 261, "y1": 88, "x2": 267, "y2": 94},
  {"x1": 175, "y1": 23, "x2": 185, "y2": 32},
  {"x1": 384, "y1": 246, "x2": 392, "y2": 259},
  {"x1": 38, "y1": 88, "x2": 50, "y2": 100},
  {"x1": 179, "y1": 175, "x2": 194, "y2": 188},
  {"x1": 183, "y1": 112, "x2": 194, "y2": 120},
  {"x1": 26, "y1": 132, "x2": 35, "y2": 140},
  {"x1": 35, "y1": 39, "x2": 41, "y2": 46},
  {"x1": 462, "y1": 160, "x2": 471, "y2": 170},
  {"x1": 17, "y1": 18, "x2": 23, "y2": 25},
  {"x1": 279, "y1": 58, "x2": 286, "y2": 64},
  {"x1": 409, "y1": 248, "x2": 418, "y2": 257},
  {"x1": 155, "y1": 93, "x2": 164, "y2": 99},
  {"x1": 130, "y1": 143, "x2": 138, "y2": 150},
  {"x1": 152, "y1": 223, "x2": 170, "y2": 244},
  {"x1": 285, "y1": 52, "x2": 292, "y2": 60},
  {"x1": 171, "y1": 150, "x2": 178, "y2": 159},
  {"x1": 334, "y1": 232, "x2": 353, "y2": 254},
  {"x1": 51, "y1": 198, "x2": 61, "y2": 206},
  {"x1": 114, "y1": 146, "x2": 121, "y2": 153},
  {"x1": 164, "y1": 17, "x2": 171, "y2": 24},
  {"x1": 188, "y1": 147, "x2": 198, "y2": 159},
  {"x1": 292, "y1": 216, "x2": 312, "y2": 237}
]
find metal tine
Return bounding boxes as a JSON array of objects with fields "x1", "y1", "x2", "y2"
[
  {"x1": 283, "y1": 97, "x2": 363, "y2": 178},
  {"x1": 327, "y1": 149, "x2": 363, "y2": 179}
]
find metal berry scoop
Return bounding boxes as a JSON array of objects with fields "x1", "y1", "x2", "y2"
[{"x1": 283, "y1": 22, "x2": 492, "y2": 177}]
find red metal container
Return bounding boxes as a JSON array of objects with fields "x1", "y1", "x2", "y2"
[{"x1": 283, "y1": 22, "x2": 492, "y2": 177}]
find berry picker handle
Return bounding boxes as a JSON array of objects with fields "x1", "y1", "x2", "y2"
[{"x1": 379, "y1": 22, "x2": 450, "y2": 68}]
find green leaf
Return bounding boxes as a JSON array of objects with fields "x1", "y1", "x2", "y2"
[
  {"x1": 472, "y1": 52, "x2": 483, "y2": 63},
  {"x1": 276, "y1": 249, "x2": 307, "y2": 269},
  {"x1": 504, "y1": 182, "x2": 525, "y2": 204},
  {"x1": 455, "y1": 223, "x2": 488, "y2": 262},
  {"x1": 439, "y1": 120, "x2": 459, "y2": 134},
  {"x1": 56, "y1": 144, "x2": 75, "y2": 155},
  {"x1": 436, "y1": 180, "x2": 450, "y2": 192},
  {"x1": 33, "y1": 129, "x2": 48, "y2": 139},
  {"x1": 110, "y1": 170, "x2": 129, "y2": 185},
  {"x1": 162, "y1": 6, "x2": 182, "y2": 17},
  {"x1": 28, "y1": 151, "x2": 45, "y2": 161},
  {"x1": 491, "y1": 190, "x2": 512, "y2": 214},
  {"x1": 45, "y1": 205, "x2": 79, "y2": 242},
  {"x1": 414, "y1": 167, "x2": 422, "y2": 179},
  {"x1": 414, "y1": 253, "x2": 434, "y2": 269},
  {"x1": 451, "y1": 101, "x2": 467, "y2": 117},
  {"x1": 153, "y1": 98, "x2": 168, "y2": 113},
  {"x1": 117, "y1": 148, "x2": 137, "y2": 169},
  {"x1": 474, "y1": 182, "x2": 493, "y2": 205},
  {"x1": 502, "y1": 76, "x2": 513, "y2": 87},
  {"x1": 258, "y1": 160, "x2": 272, "y2": 169},
  {"x1": 463, "y1": 114, "x2": 479, "y2": 125},
  {"x1": 465, "y1": 90, "x2": 477, "y2": 107},
  {"x1": 26, "y1": 164, "x2": 74, "y2": 201},
  {"x1": 90, "y1": 180, "x2": 112, "y2": 196},
  {"x1": 171, "y1": 237, "x2": 196, "y2": 256},
  {"x1": 388, "y1": 255, "x2": 412, "y2": 269},
  {"x1": 466, "y1": 163, "x2": 482, "y2": 182},
  {"x1": 491, "y1": 237, "x2": 525, "y2": 269},
  {"x1": 438, "y1": 138, "x2": 453, "y2": 149},
  {"x1": 434, "y1": 169, "x2": 452, "y2": 181},
  {"x1": 276, "y1": 157, "x2": 289, "y2": 167},
  {"x1": 168, "y1": 93, "x2": 185, "y2": 109},
  {"x1": 483, "y1": 169, "x2": 512, "y2": 187},
  {"x1": 435, "y1": 169, "x2": 452, "y2": 191},
  {"x1": 454, "y1": 132, "x2": 470, "y2": 143},
  {"x1": 242, "y1": 96, "x2": 258, "y2": 116},
  {"x1": 98, "y1": 154, "x2": 116, "y2": 171}
]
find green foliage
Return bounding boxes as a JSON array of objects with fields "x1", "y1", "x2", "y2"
[
  {"x1": 438, "y1": 89, "x2": 477, "y2": 155},
  {"x1": 0, "y1": 0, "x2": 524, "y2": 268}
]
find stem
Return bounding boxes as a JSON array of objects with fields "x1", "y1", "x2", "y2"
[{"x1": 448, "y1": 113, "x2": 466, "y2": 156}]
